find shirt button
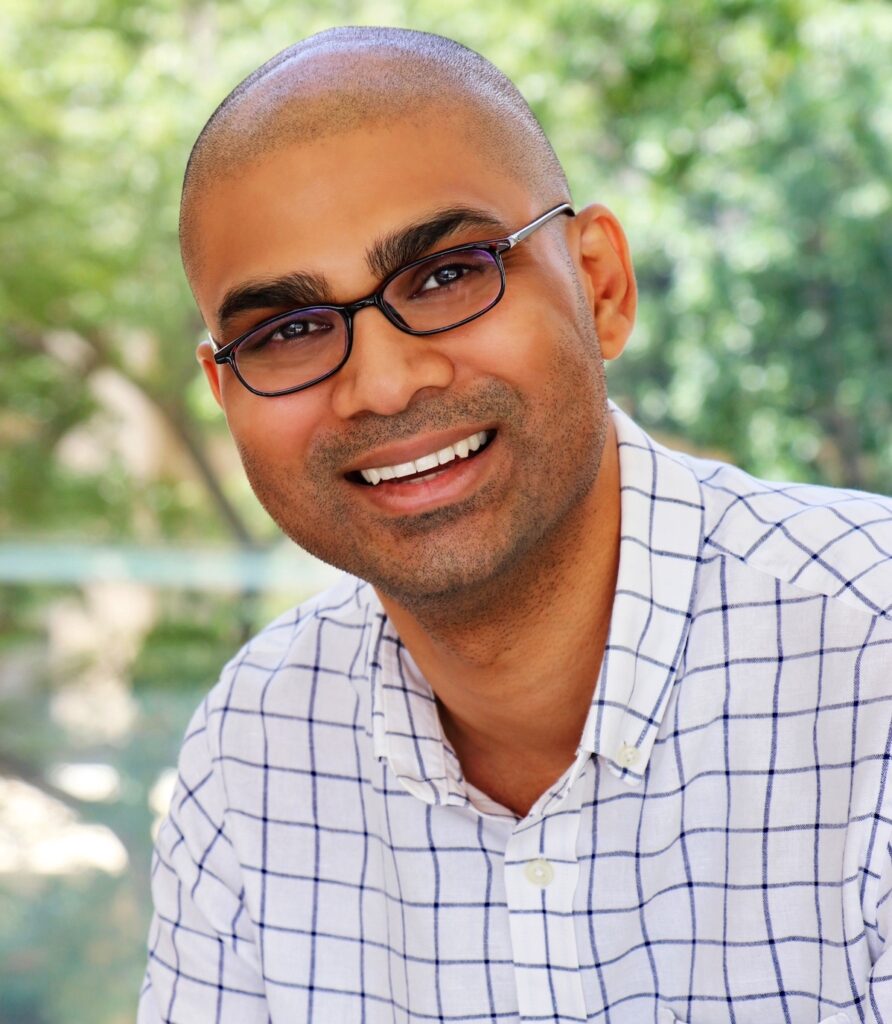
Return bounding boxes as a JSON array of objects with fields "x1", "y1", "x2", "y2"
[
  {"x1": 524, "y1": 858, "x2": 554, "y2": 888},
  {"x1": 618, "y1": 742, "x2": 640, "y2": 767}
]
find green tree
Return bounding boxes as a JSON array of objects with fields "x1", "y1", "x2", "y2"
[{"x1": 1, "y1": 2, "x2": 890, "y2": 1021}]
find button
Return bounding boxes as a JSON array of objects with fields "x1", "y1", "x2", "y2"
[
  {"x1": 524, "y1": 857, "x2": 554, "y2": 887},
  {"x1": 618, "y1": 742, "x2": 640, "y2": 767}
]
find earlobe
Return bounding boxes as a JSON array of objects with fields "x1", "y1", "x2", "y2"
[
  {"x1": 574, "y1": 204, "x2": 638, "y2": 361},
  {"x1": 196, "y1": 338, "x2": 225, "y2": 408}
]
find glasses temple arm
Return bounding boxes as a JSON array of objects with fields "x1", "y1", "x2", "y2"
[{"x1": 505, "y1": 203, "x2": 574, "y2": 248}]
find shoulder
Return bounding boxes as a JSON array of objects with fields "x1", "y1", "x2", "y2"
[
  {"x1": 228, "y1": 571, "x2": 374, "y2": 666},
  {"x1": 684, "y1": 451, "x2": 892, "y2": 621},
  {"x1": 202, "y1": 573, "x2": 379, "y2": 744}
]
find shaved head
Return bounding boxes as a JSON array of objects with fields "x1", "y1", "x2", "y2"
[
  {"x1": 180, "y1": 24, "x2": 638, "y2": 622},
  {"x1": 180, "y1": 27, "x2": 570, "y2": 278}
]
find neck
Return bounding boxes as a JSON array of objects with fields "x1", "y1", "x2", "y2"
[{"x1": 377, "y1": 420, "x2": 621, "y2": 816}]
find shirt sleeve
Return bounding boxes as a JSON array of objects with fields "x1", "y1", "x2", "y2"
[{"x1": 138, "y1": 698, "x2": 268, "y2": 1024}]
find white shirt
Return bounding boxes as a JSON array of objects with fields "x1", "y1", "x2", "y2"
[{"x1": 139, "y1": 405, "x2": 892, "y2": 1024}]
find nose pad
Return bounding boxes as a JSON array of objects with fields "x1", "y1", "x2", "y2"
[{"x1": 380, "y1": 299, "x2": 409, "y2": 330}]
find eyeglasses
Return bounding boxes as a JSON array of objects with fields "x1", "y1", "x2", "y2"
[{"x1": 210, "y1": 202, "x2": 575, "y2": 397}]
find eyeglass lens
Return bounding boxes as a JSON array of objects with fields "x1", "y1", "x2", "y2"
[{"x1": 232, "y1": 247, "x2": 503, "y2": 394}]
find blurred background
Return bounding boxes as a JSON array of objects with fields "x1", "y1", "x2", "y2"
[{"x1": 2, "y1": 0, "x2": 891, "y2": 1020}]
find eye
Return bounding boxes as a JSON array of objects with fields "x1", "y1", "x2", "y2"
[
  {"x1": 238, "y1": 311, "x2": 338, "y2": 357},
  {"x1": 270, "y1": 318, "x2": 329, "y2": 341},
  {"x1": 418, "y1": 264, "x2": 470, "y2": 292},
  {"x1": 387, "y1": 248, "x2": 499, "y2": 312}
]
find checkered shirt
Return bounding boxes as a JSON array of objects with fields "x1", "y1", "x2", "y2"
[{"x1": 139, "y1": 405, "x2": 892, "y2": 1024}]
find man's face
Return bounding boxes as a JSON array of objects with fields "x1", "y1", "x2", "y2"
[{"x1": 189, "y1": 117, "x2": 615, "y2": 610}]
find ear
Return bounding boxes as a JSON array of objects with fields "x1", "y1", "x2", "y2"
[
  {"x1": 573, "y1": 204, "x2": 637, "y2": 360},
  {"x1": 196, "y1": 337, "x2": 225, "y2": 407}
]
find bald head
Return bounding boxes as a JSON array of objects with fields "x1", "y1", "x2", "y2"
[{"x1": 180, "y1": 27, "x2": 570, "y2": 277}]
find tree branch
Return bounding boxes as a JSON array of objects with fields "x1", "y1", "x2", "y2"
[{"x1": 58, "y1": 324, "x2": 261, "y2": 548}]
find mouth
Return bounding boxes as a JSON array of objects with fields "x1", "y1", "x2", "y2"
[{"x1": 346, "y1": 429, "x2": 496, "y2": 487}]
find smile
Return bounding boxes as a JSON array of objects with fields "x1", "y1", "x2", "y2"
[{"x1": 356, "y1": 430, "x2": 493, "y2": 486}]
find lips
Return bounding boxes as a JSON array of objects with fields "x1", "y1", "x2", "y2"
[
  {"x1": 356, "y1": 430, "x2": 491, "y2": 485},
  {"x1": 344, "y1": 428, "x2": 498, "y2": 517}
]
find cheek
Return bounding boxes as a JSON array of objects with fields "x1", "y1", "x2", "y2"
[
  {"x1": 219, "y1": 380, "x2": 326, "y2": 469},
  {"x1": 454, "y1": 283, "x2": 587, "y2": 391}
]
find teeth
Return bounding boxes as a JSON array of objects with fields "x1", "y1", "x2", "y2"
[{"x1": 359, "y1": 430, "x2": 488, "y2": 486}]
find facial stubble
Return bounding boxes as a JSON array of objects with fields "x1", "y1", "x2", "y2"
[{"x1": 236, "y1": 319, "x2": 609, "y2": 623}]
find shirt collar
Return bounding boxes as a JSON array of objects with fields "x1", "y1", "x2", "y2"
[
  {"x1": 367, "y1": 403, "x2": 705, "y2": 802},
  {"x1": 369, "y1": 613, "x2": 469, "y2": 806},
  {"x1": 581, "y1": 404, "x2": 704, "y2": 785}
]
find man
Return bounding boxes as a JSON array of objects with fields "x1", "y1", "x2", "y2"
[{"x1": 140, "y1": 26, "x2": 892, "y2": 1024}]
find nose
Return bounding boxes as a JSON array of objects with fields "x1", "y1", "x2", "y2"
[{"x1": 329, "y1": 305, "x2": 455, "y2": 419}]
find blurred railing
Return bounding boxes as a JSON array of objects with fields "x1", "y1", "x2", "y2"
[{"x1": 0, "y1": 541, "x2": 341, "y2": 592}]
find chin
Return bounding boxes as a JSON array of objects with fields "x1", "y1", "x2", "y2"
[{"x1": 325, "y1": 501, "x2": 562, "y2": 620}]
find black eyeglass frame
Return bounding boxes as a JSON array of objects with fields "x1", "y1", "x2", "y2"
[{"x1": 209, "y1": 202, "x2": 575, "y2": 398}]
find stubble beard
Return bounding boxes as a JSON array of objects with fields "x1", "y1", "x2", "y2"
[{"x1": 237, "y1": 323, "x2": 609, "y2": 627}]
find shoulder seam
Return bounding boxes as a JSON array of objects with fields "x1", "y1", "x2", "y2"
[{"x1": 702, "y1": 533, "x2": 891, "y2": 624}]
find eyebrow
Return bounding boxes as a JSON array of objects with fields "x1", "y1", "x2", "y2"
[
  {"x1": 217, "y1": 270, "x2": 333, "y2": 336},
  {"x1": 365, "y1": 206, "x2": 508, "y2": 281},
  {"x1": 215, "y1": 205, "x2": 509, "y2": 337}
]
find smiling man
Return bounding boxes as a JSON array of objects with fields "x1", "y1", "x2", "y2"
[{"x1": 140, "y1": 26, "x2": 892, "y2": 1024}]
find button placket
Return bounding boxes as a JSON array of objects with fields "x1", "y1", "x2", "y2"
[{"x1": 503, "y1": 764, "x2": 589, "y2": 1022}]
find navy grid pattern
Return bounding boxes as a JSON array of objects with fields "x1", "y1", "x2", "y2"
[{"x1": 139, "y1": 405, "x2": 892, "y2": 1024}]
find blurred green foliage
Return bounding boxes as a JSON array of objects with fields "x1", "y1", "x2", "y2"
[{"x1": 1, "y1": 0, "x2": 891, "y2": 1021}]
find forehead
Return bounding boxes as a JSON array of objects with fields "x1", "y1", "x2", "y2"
[{"x1": 187, "y1": 118, "x2": 532, "y2": 319}]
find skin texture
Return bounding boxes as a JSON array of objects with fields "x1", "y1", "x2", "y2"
[
  {"x1": 180, "y1": 27, "x2": 569, "y2": 277},
  {"x1": 187, "y1": 53, "x2": 637, "y2": 817}
]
